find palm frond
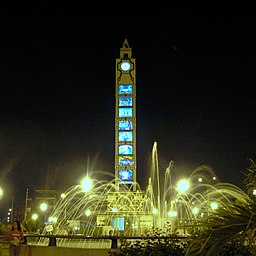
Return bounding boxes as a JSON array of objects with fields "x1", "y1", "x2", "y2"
[{"x1": 186, "y1": 199, "x2": 256, "y2": 256}]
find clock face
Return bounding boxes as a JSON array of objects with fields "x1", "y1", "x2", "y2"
[{"x1": 121, "y1": 61, "x2": 131, "y2": 71}]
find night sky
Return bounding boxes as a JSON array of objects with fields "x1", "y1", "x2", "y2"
[{"x1": 0, "y1": 17, "x2": 256, "y2": 217}]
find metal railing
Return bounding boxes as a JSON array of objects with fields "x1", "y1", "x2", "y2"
[{"x1": 23, "y1": 234, "x2": 188, "y2": 248}]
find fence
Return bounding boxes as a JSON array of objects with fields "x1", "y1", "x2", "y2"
[{"x1": 1, "y1": 234, "x2": 188, "y2": 256}]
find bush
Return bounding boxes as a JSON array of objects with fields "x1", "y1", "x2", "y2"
[
  {"x1": 109, "y1": 235, "x2": 188, "y2": 256},
  {"x1": 219, "y1": 238, "x2": 255, "y2": 256},
  {"x1": 109, "y1": 236, "x2": 256, "y2": 256}
]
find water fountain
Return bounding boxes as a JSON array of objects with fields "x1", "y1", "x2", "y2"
[{"x1": 36, "y1": 141, "x2": 250, "y2": 248}]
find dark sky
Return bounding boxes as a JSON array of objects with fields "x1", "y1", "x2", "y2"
[{"x1": 0, "y1": 16, "x2": 256, "y2": 217}]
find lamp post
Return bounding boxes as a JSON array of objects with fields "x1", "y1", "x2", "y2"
[
  {"x1": 40, "y1": 202, "x2": 48, "y2": 225},
  {"x1": 24, "y1": 188, "x2": 30, "y2": 221},
  {"x1": 0, "y1": 187, "x2": 3, "y2": 199}
]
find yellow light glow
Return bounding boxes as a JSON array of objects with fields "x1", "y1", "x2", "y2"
[
  {"x1": 152, "y1": 208, "x2": 158, "y2": 214},
  {"x1": 168, "y1": 211, "x2": 177, "y2": 217},
  {"x1": 32, "y1": 213, "x2": 38, "y2": 220},
  {"x1": 85, "y1": 209, "x2": 91, "y2": 217},
  {"x1": 210, "y1": 202, "x2": 218, "y2": 210},
  {"x1": 48, "y1": 216, "x2": 57, "y2": 223},
  {"x1": 177, "y1": 179, "x2": 190, "y2": 193},
  {"x1": 81, "y1": 177, "x2": 93, "y2": 192},
  {"x1": 40, "y1": 203, "x2": 48, "y2": 211},
  {"x1": 192, "y1": 207, "x2": 199, "y2": 215}
]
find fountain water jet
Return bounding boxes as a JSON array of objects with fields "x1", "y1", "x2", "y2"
[{"x1": 36, "y1": 141, "x2": 250, "y2": 248}]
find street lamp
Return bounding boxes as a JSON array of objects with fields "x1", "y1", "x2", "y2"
[
  {"x1": 168, "y1": 211, "x2": 177, "y2": 217},
  {"x1": 40, "y1": 202, "x2": 48, "y2": 224},
  {"x1": 176, "y1": 179, "x2": 190, "y2": 194},
  {"x1": 7, "y1": 211, "x2": 11, "y2": 223},
  {"x1": 210, "y1": 202, "x2": 218, "y2": 210},
  {"x1": 40, "y1": 202, "x2": 48, "y2": 212},
  {"x1": 8, "y1": 208, "x2": 13, "y2": 223},
  {"x1": 48, "y1": 216, "x2": 57, "y2": 223},
  {"x1": 85, "y1": 209, "x2": 91, "y2": 217},
  {"x1": 81, "y1": 176, "x2": 92, "y2": 192},
  {"x1": 192, "y1": 207, "x2": 199, "y2": 215},
  {"x1": 32, "y1": 213, "x2": 38, "y2": 220}
]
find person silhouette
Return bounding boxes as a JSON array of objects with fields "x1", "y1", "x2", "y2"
[{"x1": 7, "y1": 220, "x2": 24, "y2": 256}]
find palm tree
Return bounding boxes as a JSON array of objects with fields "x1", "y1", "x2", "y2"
[{"x1": 185, "y1": 159, "x2": 256, "y2": 256}]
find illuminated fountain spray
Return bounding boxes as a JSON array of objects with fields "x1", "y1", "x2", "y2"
[
  {"x1": 143, "y1": 141, "x2": 251, "y2": 235},
  {"x1": 37, "y1": 141, "x2": 251, "y2": 247},
  {"x1": 145, "y1": 142, "x2": 177, "y2": 231}
]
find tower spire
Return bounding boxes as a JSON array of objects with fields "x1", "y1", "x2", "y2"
[
  {"x1": 122, "y1": 38, "x2": 130, "y2": 48},
  {"x1": 120, "y1": 38, "x2": 132, "y2": 59}
]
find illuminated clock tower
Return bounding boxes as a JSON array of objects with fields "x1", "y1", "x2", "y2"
[{"x1": 115, "y1": 39, "x2": 137, "y2": 191}]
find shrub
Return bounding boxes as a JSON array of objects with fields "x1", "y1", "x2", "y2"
[{"x1": 109, "y1": 233, "x2": 188, "y2": 256}]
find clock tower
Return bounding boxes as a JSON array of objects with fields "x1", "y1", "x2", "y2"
[
  {"x1": 115, "y1": 39, "x2": 137, "y2": 191},
  {"x1": 100, "y1": 39, "x2": 146, "y2": 234}
]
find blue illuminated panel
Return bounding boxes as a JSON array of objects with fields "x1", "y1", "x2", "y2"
[
  {"x1": 118, "y1": 121, "x2": 133, "y2": 130},
  {"x1": 118, "y1": 170, "x2": 133, "y2": 180},
  {"x1": 118, "y1": 156, "x2": 134, "y2": 166},
  {"x1": 118, "y1": 84, "x2": 133, "y2": 94},
  {"x1": 119, "y1": 97, "x2": 132, "y2": 106},
  {"x1": 119, "y1": 108, "x2": 132, "y2": 117},
  {"x1": 118, "y1": 144, "x2": 133, "y2": 154},
  {"x1": 112, "y1": 217, "x2": 124, "y2": 231},
  {"x1": 119, "y1": 132, "x2": 132, "y2": 142}
]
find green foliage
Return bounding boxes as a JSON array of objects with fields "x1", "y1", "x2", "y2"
[
  {"x1": 185, "y1": 198, "x2": 256, "y2": 255},
  {"x1": 23, "y1": 218, "x2": 41, "y2": 233},
  {"x1": 109, "y1": 236, "x2": 188, "y2": 256},
  {"x1": 108, "y1": 227, "x2": 188, "y2": 256},
  {"x1": 184, "y1": 159, "x2": 256, "y2": 255},
  {"x1": 108, "y1": 232, "x2": 255, "y2": 256},
  {"x1": 0, "y1": 222, "x2": 9, "y2": 235},
  {"x1": 219, "y1": 238, "x2": 255, "y2": 256},
  {"x1": 243, "y1": 158, "x2": 256, "y2": 199}
]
